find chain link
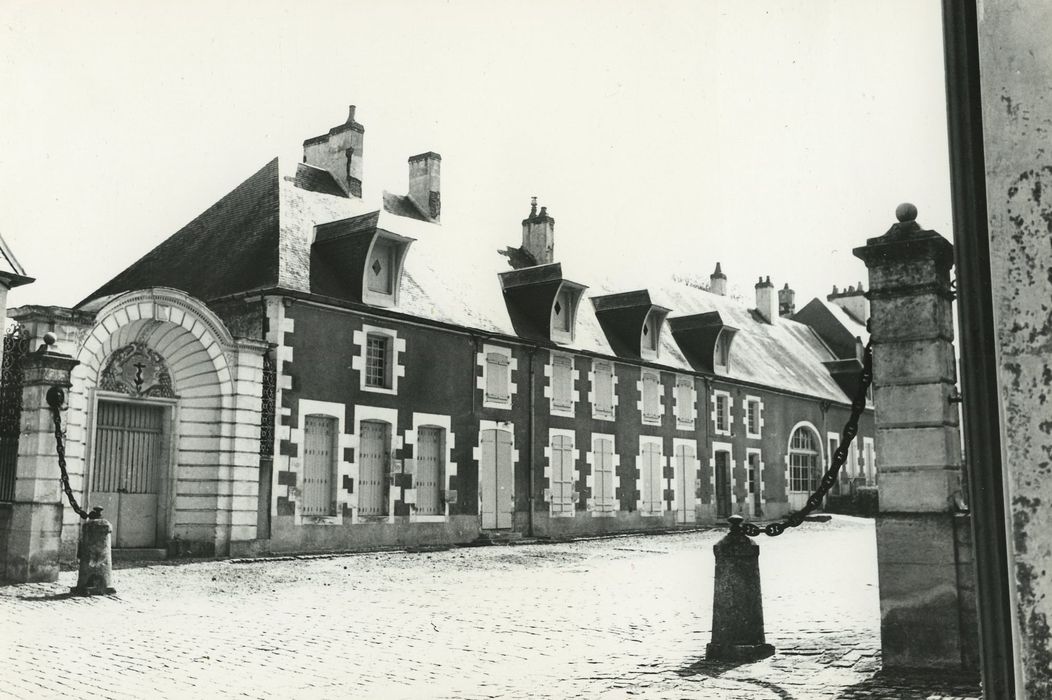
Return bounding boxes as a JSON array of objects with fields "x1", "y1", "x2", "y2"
[
  {"x1": 48, "y1": 402, "x2": 90, "y2": 521},
  {"x1": 740, "y1": 337, "x2": 874, "y2": 538}
]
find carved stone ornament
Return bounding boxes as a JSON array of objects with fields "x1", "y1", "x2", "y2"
[{"x1": 99, "y1": 342, "x2": 177, "y2": 398}]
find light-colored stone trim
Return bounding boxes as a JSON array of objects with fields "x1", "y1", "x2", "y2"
[
  {"x1": 637, "y1": 368, "x2": 664, "y2": 427},
  {"x1": 674, "y1": 375, "x2": 696, "y2": 432},
  {"x1": 544, "y1": 427, "x2": 579, "y2": 517},
  {"x1": 350, "y1": 405, "x2": 401, "y2": 524},
  {"x1": 711, "y1": 389, "x2": 732, "y2": 436},
  {"x1": 744, "y1": 394, "x2": 764, "y2": 440},
  {"x1": 585, "y1": 432, "x2": 620, "y2": 516},
  {"x1": 351, "y1": 324, "x2": 406, "y2": 395},
  {"x1": 476, "y1": 343, "x2": 517, "y2": 410},
  {"x1": 544, "y1": 351, "x2": 578, "y2": 418},
  {"x1": 289, "y1": 399, "x2": 352, "y2": 526},
  {"x1": 404, "y1": 412, "x2": 456, "y2": 522},
  {"x1": 637, "y1": 434, "x2": 666, "y2": 516}
]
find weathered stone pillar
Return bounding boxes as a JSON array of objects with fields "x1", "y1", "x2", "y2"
[
  {"x1": 854, "y1": 204, "x2": 975, "y2": 670},
  {"x1": 2, "y1": 336, "x2": 79, "y2": 583}
]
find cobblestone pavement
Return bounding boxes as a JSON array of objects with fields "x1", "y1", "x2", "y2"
[{"x1": 1, "y1": 516, "x2": 981, "y2": 699}]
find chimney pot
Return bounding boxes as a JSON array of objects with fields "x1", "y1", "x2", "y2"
[
  {"x1": 408, "y1": 152, "x2": 441, "y2": 221},
  {"x1": 709, "y1": 263, "x2": 727, "y2": 295},
  {"x1": 522, "y1": 200, "x2": 555, "y2": 265},
  {"x1": 778, "y1": 282, "x2": 796, "y2": 317},
  {"x1": 303, "y1": 105, "x2": 365, "y2": 198},
  {"x1": 755, "y1": 276, "x2": 778, "y2": 323}
]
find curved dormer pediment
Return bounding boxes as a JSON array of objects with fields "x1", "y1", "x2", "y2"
[
  {"x1": 499, "y1": 263, "x2": 586, "y2": 344},
  {"x1": 592, "y1": 290, "x2": 670, "y2": 360},
  {"x1": 668, "y1": 311, "x2": 739, "y2": 373},
  {"x1": 309, "y1": 214, "x2": 415, "y2": 307}
]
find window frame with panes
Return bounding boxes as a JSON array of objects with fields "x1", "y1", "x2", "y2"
[
  {"x1": 712, "y1": 389, "x2": 732, "y2": 436},
  {"x1": 744, "y1": 396, "x2": 763, "y2": 439}
]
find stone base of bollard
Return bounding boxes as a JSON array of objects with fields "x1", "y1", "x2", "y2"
[
  {"x1": 70, "y1": 517, "x2": 116, "y2": 596},
  {"x1": 705, "y1": 641, "x2": 775, "y2": 662},
  {"x1": 706, "y1": 515, "x2": 774, "y2": 662}
]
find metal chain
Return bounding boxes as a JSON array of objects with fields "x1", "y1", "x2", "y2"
[
  {"x1": 48, "y1": 401, "x2": 90, "y2": 521},
  {"x1": 741, "y1": 337, "x2": 874, "y2": 538}
]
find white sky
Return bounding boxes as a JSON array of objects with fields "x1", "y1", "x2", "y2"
[{"x1": 0, "y1": 0, "x2": 951, "y2": 310}]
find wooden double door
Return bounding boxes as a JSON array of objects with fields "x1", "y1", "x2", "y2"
[{"x1": 91, "y1": 400, "x2": 168, "y2": 548}]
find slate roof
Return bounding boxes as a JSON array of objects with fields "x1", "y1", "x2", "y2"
[
  {"x1": 79, "y1": 159, "x2": 282, "y2": 305},
  {"x1": 78, "y1": 157, "x2": 859, "y2": 404}
]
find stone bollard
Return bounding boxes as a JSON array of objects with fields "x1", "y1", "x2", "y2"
[
  {"x1": 70, "y1": 508, "x2": 116, "y2": 596},
  {"x1": 706, "y1": 514, "x2": 775, "y2": 661}
]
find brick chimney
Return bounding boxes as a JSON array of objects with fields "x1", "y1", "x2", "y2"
[
  {"x1": 408, "y1": 152, "x2": 441, "y2": 221},
  {"x1": 302, "y1": 105, "x2": 365, "y2": 198},
  {"x1": 522, "y1": 197, "x2": 555, "y2": 265},
  {"x1": 709, "y1": 262, "x2": 727, "y2": 296},
  {"x1": 827, "y1": 282, "x2": 869, "y2": 324},
  {"x1": 778, "y1": 283, "x2": 796, "y2": 317},
  {"x1": 755, "y1": 276, "x2": 777, "y2": 323}
]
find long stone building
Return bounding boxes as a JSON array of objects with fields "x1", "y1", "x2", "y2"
[{"x1": 1, "y1": 107, "x2": 875, "y2": 558}]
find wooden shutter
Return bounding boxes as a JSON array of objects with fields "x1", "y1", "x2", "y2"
[
  {"x1": 485, "y1": 352, "x2": 510, "y2": 403},
  {"x1": 642, "y1": 443, "x2": 664, "y2": 514},
  {"x1": 593, "y1": 362, "x2": 614, "y2": 418},
  {"x1": 551, "y1": 435, "x2": 575, "y2": 514},
  {"x1": 676, "y1": 377, "x2": 693, "y2": 427},
  {"x1": 594, "y1": 437, "x2": 615, "y2": 513},
  {"x1": 552, "y1": 355, "x2": 573, "y2": 411},
  {"x1": 302, "y1": 415, "x2": 337, "y2": 516},
  {"x1": 642, "y1": 372, "x2": 661, "y2": 421},
  {"x1": 415, "y1": 426, "x2": 444, "y2": 516}
]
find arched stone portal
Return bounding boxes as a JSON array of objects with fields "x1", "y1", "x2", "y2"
[{"x1": 50, "y1": 288, "x2": 268, "y2": 558}]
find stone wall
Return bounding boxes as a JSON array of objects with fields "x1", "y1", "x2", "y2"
[{"x1": 978, "y1": 1, "x2": 1052, "y2": 695}]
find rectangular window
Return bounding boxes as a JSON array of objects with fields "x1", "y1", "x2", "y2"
[
  {"x1": 789, "y1": 454, "x2": 812, "y2": 492},
  {"x1": 715, "y1": 393, "x2": 729, "y2": 433},
  {"x1": 365, "y1": 334, "x2": 391, "y2": 388},
  {"x1": 592, "y1": 361, "x2": 615, "y2": 419},
  {"x1": 747, "y1": 452, "x2": 760, "y2": 496},
  {"x1": 485, "y1": 352, "x2": 510, "y2": 404},
  {"x1": 642, "y1": 371, "x2": 662, "y2": 423},
  {"x1": 552, "y1": 355, "x2": 573, "y2": 413},
  {"x1": 675, "y1": 377, "x2": 694, "y2": 429},
  {"x1": 746, "y1": 399, "x2": 761, "y2": 436}
]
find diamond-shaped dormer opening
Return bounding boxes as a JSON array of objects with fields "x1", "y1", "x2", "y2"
[
  {"x1": 371, "y1": 258, "x2": 383, "y2": 276},
  {"x1": 643, "y1": 323, "x2": 650, "y2": 336},
  {"x1": 554, "y1": 300, "x2": 563, "y2": 315}
]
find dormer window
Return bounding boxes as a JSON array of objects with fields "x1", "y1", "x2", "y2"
[
  {"x1": 591, "y1": 290, "x2": 669, "y2": 361},
  {"x1": 667, "y1": 312, "x2": 738, "y2": 374},
  {"x1": 367, "y1": 238, "x2": 395, "y2": 295},
  {"x1": 552, "y1": 288, "x2": 572, "y2": 335},
  {"x1": 640, "y1": 308, "x2": 666, "y2": 360},
  {"x1": 310, "y1": 215, "x2": 415, "y2": 308},
  {"x1": 714, "y1": 330, "x2": 731, "y2": 370},
  {"x1": 362, "y1": 232, "x2": 412, "y2": 307},
  {"x1": 499, "y1": 264, "x2": 587, "y2": 345}
]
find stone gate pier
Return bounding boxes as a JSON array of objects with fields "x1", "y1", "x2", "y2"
[{"x1": 854, "y1": 204, "x2": 978, "y2": 670}]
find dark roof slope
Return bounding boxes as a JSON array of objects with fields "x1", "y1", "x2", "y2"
[{"x1": 77, "y1": 159, "x2": 281, "y2": 307}]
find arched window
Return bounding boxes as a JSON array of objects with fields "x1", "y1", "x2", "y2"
[{"x1": 788, "y1": 425, "x2": 820, "y2": 493}]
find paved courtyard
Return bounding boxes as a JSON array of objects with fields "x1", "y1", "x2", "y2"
[{"x1": 1, "y1": 516, "x2": 980, "y2": 699}]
